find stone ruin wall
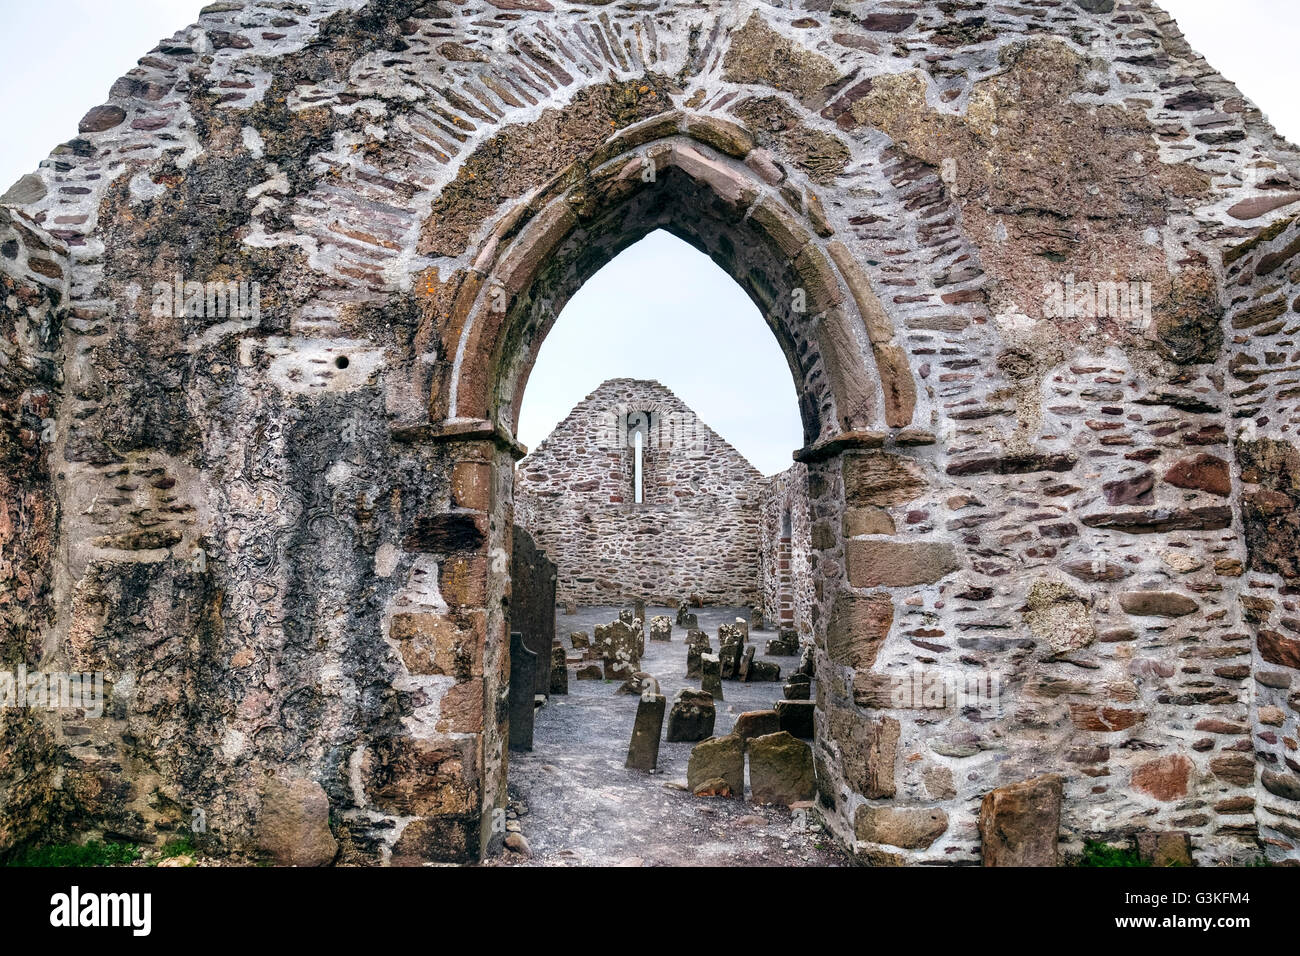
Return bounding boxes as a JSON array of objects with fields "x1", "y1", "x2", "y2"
[
  {"x1": 515, "y1": 379, "x2": 764, "y2": 607},
  {"x1": 0, "y1": 207, "x2": 66, "y2": 852},
  {"x1": 757, "y1": 462, "x2": 815, "y2": 637},
  {"x1": 0, "y1": 0, "x2": 1297, "y2": 865}
]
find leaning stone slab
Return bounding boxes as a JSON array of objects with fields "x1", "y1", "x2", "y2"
[
  {"x1": 738, "y1": 644, "x2": 755, "y2": 681},
  {"x1": 685, "y1": 630, "x2": 711, "y2": 679},
  {"x1": 719, "y1": 622, "x2": 746, "y2": 646},
  {"x1": 508, "y1": 631, "x2": 537, "y2": 752},
  {"x1": 676, "y1": 602, "x2": 698, "y2": 629},
  {"x1": 744, "y1": 647, "x2": 781, "y2": 683},
  {"x1": 687, "y1": 734, "x2": 744, "y2": 798},
  {"x1": 595, "y1": 619, "x2": 641, "y2": 672},
  {"x1": 766, "y1": 628, "x2": 799, "y2": 656},
  {"x1": 604, "y1": 655, "x2": 637, "y2": 681},
  {"x1": 626, "y1": 692, "x2": 666, "y2": 772}
]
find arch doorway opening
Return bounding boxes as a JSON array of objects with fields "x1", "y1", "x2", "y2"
[{"x1": 501, "y1": 230, "x2": 836, "y2": 865}]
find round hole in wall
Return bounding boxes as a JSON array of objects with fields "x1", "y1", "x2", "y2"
[{"x1": 335, "y1": 355, "x2": 350, "y2": 369}]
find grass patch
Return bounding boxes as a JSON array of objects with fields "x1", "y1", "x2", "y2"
[
  {"x1": 152, "y1": 835, "x2": 197, "y2": 864},
  {"x1": 6, "y1": 840, "x2": 141, "y2": 868},
  {"x1": 1074, "y1": 840, "x2": 1150, "y2": 868}
]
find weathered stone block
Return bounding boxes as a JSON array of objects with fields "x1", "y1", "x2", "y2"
[
  {"x1": 1024, "y1": 579, "x2": 1096, "y2": 653},
  {"x1": 701, "y1": 654, "x2": 723, "y2": 700},
  {"x1": 1135, "y1": 831, "x2": 1193, "y2": 866},
  {"x1": 829, "y1": 708, "x2": 899, "y2": 799},
  {"x1": 842, "y1": 452, "x2": 926, "y2": 507},
  {"x1": 255, "y1": 777, "x2": 338, "y2": 867},
  {"x1": 1119, "y1": 591, "x2": 1200, "y2": 618},
  {"x1": 687, "y1": 734, "x2": 745, "y2": 798},
  {"x1": 855, "y1": 805, "x2": 948, "y2": 850},
  {"x1": 748, "y1": 732, "x2": 815, "y2": 806},
  {"x1": 846, "y1": 540, "x2": 960, "y2": 587},
  {"x1": 1131, "y1": 754, "x2": 1193, "y2": 801},
  {"x1": 978, "y1": 775, "x2": 1063, "y2": 867},
  {"x1": 775, "y1": 699, "x2": 815, "y2": 738},
  {"x1": 508, "y1": 631, "x2": 537, "y2": 752},
  {"x1": 389, "y1": 612, "x2": 478, "y2": 678},
  {"x1": 719, "y1": 641, "x2": 743, "y2": 679},
  {"x1": 734, "y1": 709, "x2": 781, "y2": 742},
  {"x1": 826, "y1": 590, "x2": 893, "y2": 669},
  {"x1": 549, "y1": 642, "x2": 568, "y2": 696}
]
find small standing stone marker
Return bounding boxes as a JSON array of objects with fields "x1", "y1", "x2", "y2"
[
  {"x1": 666, "y1": 689, "x2": 716, "y2": 742},
  {"x1": 701, "y1": 653, "x2": 723, "y2": 700},
  {"x1": 550, "y1": 641, "x2": 568, "y2": 695},
  {"x1": 649, "y1": 615, "x2": 673, "y2": 642},
  {"x1": 626, "y1": 682, "x2": 666, "y2": 772},
  {"x1": 508, "y1": 631, "x2": 537, "y2": 752}
]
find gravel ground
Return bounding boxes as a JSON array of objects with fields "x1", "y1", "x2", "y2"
[{"x1": 487, "y1": 606, "x2": 850, "y2": 867}]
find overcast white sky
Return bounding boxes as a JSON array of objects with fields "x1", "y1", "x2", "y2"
[{"x1": 0, "y1": 1, "x2": 1295, "y2": 474}]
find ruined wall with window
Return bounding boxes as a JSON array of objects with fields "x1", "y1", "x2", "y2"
[
  {"x1": 515, "y1": 379, "x2": 765, "y2": 607},
  {"x1": 758, "y1": 463, "x2": 814, "y2": 637}
]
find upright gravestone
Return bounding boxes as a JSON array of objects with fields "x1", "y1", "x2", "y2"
[
  {"x1": 508, "y1": 631, "x2": 537, "y2": 752},
  {"x1": 666, "y1": 689, "x2": 716, "y2": 742},
  {"x1": 626, "y1": 689, "x2": 666, "y2": 771},
  {"x1": 685, "y1": 630, "x2": 711, "y2": 679},
  {"x1": 675, "y1": 601, "x2": 696, "y2": 627},
  {"x1": 550, "y1": 641, "x2": 568, "y2": 695},
  {"x1": 511, "y1": 526, "x2": 557, "y2": 699},
  {"x1": 701, "y1": 654, "x2": 723, "y2": 701},
  {"x1": 649, "y1": 615, "x2": 672, "y2": 642},
  {"x1": 719, "y1": 641, "x2": 743, "y2": 679}
]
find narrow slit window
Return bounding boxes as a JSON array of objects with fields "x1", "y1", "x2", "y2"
[{"x1": 634, "y1": 429, "x2": 644, "y2": 504}]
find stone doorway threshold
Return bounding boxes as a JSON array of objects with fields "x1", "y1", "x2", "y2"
[{"x1": 485, "y1": 605, "x2": 850, "y2": 867}]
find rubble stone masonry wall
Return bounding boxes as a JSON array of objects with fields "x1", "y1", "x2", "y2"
[
  {"x1": 1, "y1": 0, "x2": 1300, "y2": 864},
  {"x1": 516, "y1": 379, "x2": 765, "y2": 607}
]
